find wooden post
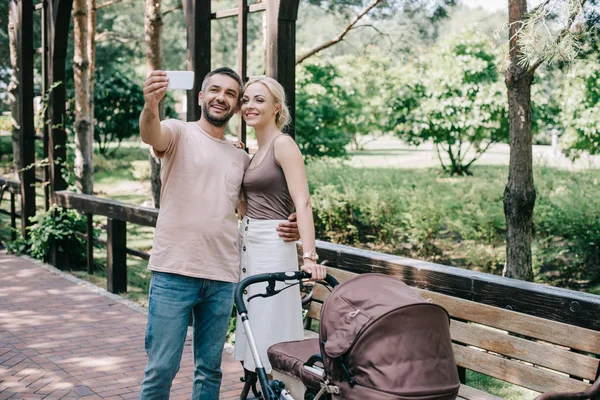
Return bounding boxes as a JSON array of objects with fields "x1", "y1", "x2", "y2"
[
  {"x1": 107, "y1": 218, "x2": 127, "y2": 293},
  {"x1": 87, "y1": 213, "x2": 94, "y2": 274},
  {"x1": 183, "y1": 0, "x2": 211, "y2": 121},
  {"x1": 265, "y1": 0, "x2": 299, "y2": 138},
  {"x1": 10, "y1": 192, "x2": 16, "y2": 241},
  {"x1": 18, "y1": 0, "x2": 37, "y2": 237},
  {"x1": 42, "y1": 0, "x2": 51, "y2": 211},
  {"x1": 48, "y1": 0, "x2": 72, "y2": 269}
]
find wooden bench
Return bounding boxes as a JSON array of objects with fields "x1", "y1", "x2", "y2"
[{"x1": 301, "y1": 266, "x2": 600, "y2": 399}]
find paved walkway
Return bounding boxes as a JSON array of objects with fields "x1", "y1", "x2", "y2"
[{"x1": 0, "y1": 251, "x2": 245, "y2": 399}]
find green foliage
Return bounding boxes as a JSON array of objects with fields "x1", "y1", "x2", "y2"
[
  {"x1": 295, "y1": 53, "x2": 397, "y2": 157},
  {"x1": 130, "y1": 160, "x2": 151, "y2": 181},
  {"x1": 0, "y1": 115, "x2": 11, "y2": 132},
  {"x1": 6, "y1": 205, "x2": 94, "y2": 269},
  {"x1": 390, "y1": 29, "x2": 508, "y2": 175},
  {"x1": 308, "y1": 162, "x2": 507, "y2": 272},
  {"x1": 534, "y1": 169, "x2": 600, "y2": 285},
  {"x1": 295, "y1": 62, "x2": 352, "y2": 158},
  {"x1": 307, "y1": 162, "x2": 600, "y2": 284},
  {"x1": 559, "y1": 62, "x2": 600, "y2": 158},
  {"x1": 93, "y1": 68, "x2": 145, "y2": 154},
  {"x1": 334, "y1": 52, "x2": 396, "y2": 149}
]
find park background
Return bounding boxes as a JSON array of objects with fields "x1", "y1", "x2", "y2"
[{"x1": 1, "y1": 0, "x2": 599, "y2": 309}]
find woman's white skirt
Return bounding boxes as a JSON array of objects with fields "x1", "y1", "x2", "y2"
[{"x1": 234, "y1": 216, "x2": 304, "y2": 373}]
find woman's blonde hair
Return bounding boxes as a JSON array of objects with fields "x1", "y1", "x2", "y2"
[{"x1": 243, "y1": 77, "x2": 290, "y2": 130}]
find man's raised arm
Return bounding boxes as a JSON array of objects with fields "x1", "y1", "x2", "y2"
[{"x1": 140, "y1": 70, "x2": 171, "y2": 152}]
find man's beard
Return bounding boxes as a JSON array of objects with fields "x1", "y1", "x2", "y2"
[{"x1": 201, "y1": 100, "x2": 235, "y2": 127}]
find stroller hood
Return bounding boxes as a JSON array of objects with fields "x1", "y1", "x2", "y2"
[{"x1": 319, "y1": 273, "x2": 459, "y2": 399}]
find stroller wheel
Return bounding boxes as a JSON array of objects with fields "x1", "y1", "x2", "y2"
[{"x1": 239, "y1": 366, "x2": 261, "y2": 400}]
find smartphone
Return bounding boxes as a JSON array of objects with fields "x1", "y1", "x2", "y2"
[{"x1": 165, "y1": 71, "x2": 194, "y2": 90}]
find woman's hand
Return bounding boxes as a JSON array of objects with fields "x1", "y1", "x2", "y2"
[
  {"x1": 231, "y1": 141, "x2": 245, "y2": 150},
  {"x1": 301, "y1": 262, "x2": 327, "y2": 281}
]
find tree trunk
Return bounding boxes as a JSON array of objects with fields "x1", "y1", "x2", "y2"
[
  {"x1": 502, "y1": 0, "x2": 535, "y2": 281},
  {"x1": 87, "y1": 0, "x2": 96, "y2": 142},
  {"x1": 8, "y1": 0, "x2": 21, "y2": 179},
  {"x1": 73, "y1": 0, "x2": 93, "y2": 194},
  {"x1": 145, "y1": 0, "x2": 163, "y2": 208}
]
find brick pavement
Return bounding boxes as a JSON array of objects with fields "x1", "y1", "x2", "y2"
[{"x1": 0, "y1": 251, "x2": 246, "y2": 399}]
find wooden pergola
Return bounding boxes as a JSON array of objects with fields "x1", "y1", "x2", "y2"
[{"x1": 15, "y1": 0, "x2": 300, "y2": 243}]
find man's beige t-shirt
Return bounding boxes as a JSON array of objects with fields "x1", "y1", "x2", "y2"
[{"x1": 148, "y1": 119, "x2": 250, "y2": 283}]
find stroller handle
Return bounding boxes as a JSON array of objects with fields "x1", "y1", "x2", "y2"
[{"x1": 235, "y1": 271, "x2": 339, "y2": 315}]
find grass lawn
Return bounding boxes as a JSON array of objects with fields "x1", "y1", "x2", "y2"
[{"x1": 466, "y1": 371, "x2": 539, "y2": 399}]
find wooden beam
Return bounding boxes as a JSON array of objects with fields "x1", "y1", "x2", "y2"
[
  {"x1": 18, "y1": 0, "x2": 37, "y2": 237},
  {"x1": 107, "y1": 218, "x2": 127, "y2": 293},
  {"x1": 183, "y1": 0, "x2": 211, "y2": 121},
  {"x1": 265, "y1": 0, "x2": 300, "y2": 138},
  {"x1": 54, "y1": 191, "x2": 159, "y2": 226},
  {"x1": 211, "y1": 3, "x2": 266, "y2": 19}
]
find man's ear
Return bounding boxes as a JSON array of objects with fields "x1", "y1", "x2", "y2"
[{"x1": 198, "y1": 91, "x2": 203, "y2": 105}]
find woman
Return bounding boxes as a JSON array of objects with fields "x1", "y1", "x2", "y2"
[{"x1": 234, "y1": 77, "x2": 326, "y2": 375}]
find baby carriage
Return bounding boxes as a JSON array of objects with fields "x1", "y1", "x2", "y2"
[{"x1": 234, "y1": 271, "x2": 460, "y2": 400}]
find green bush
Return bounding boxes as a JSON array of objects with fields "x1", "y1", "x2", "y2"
[
  {"x1": 7, "y1": 205, "x2": 94, "y2": 269},
  {"x1": 390, "y1": 29, "x2": 508, "y2": 175},
  {"x1": 130, "y1": 160, "x2": 151, "y2": 181},
  {"x1": 307, "y1": 162, "x2": 600, "y2": 284},
  {"x1": 534, "y1": 169, "x2": 600, "y2": 285},
  {"x1": 0, "y1": 115, "x2": 11, "y2": 132}
]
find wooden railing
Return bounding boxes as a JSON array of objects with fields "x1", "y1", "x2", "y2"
[
  {"x1": 1, "y1": 184, "x2": 599, "y2": 331},
  {"x1": 53, "y1": 191, "x2": 158, "y2": 293},
  {"x1": 0, "y1": 176, "x2": 20, "y2": 241}
]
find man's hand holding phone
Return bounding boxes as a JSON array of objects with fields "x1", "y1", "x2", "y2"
[{"x1": 143, "y1": 70, "x2": 168, "y2": 109}]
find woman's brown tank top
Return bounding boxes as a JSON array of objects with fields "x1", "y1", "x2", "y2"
[{"x1": 243, "y1": 135, "x2": 294, "y2": 220}]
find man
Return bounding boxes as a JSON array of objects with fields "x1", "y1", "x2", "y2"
[{"x1": 138, "y1": 67, "x2": 300, "y2": 399}]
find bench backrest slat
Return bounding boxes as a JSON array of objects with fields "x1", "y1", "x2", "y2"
[
  {"x1": 307, "y1": 266, "x2": 599, "y2": 395},
  {"x1": 423, "y1": 290, "x2": 600, "y2": 355},
  {"x1": 453, "y1": 344, "x2": 590, "y2": 393},
  {"x1": 451, "y1": 319, "x2": 598, "y2": 381}
]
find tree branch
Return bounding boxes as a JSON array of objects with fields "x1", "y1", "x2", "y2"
[
  {"x1": 435, "y1": 143, "x2": 448, "y2": 173},
  {"x1": 354, "y1": 24, "x2": 394, "y2": 47},
  {"x1": 163, "y1": 4, "x2": 182, "y2": 16},
  {"x1": 526, "y1": 0, "x2": 588, "y2": 75},
  {"x1": 96, "y1": 0, "x2": 132, "y2": 10},
  {"x1": 295, "y1": 0, "x2": 383, "y2": 65},
  {"x1": 95, "y1": 30, "x2": 143, "y2": 43},
  {"x1": 464, "y1": 140, "x2": 494, "y2": 170}
]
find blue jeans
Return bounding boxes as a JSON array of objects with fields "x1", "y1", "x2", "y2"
[{"x1": 140, "y1": 271, "x2": 235, "y2": 400}]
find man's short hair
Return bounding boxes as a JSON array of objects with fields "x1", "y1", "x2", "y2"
[{"x1": 201, "y1": 67, "x2": 243, "y2": 100}]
